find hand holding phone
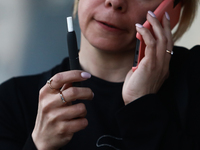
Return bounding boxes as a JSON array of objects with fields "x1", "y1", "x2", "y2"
[{"x1": 133, "y1": 0, "x2": 181, "y2": 70}]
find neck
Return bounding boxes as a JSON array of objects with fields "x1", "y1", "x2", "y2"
[{"x1": 79, "y1": 34, "x2": 135, "y2": 82}]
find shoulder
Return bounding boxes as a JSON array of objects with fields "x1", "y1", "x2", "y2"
[
  {"x1": 187, "y1": 45, "x2": 200, "y2": 64},
  {"x1": 171, "y1": 45, "x2": 200, "y2": 70},
  {"x1": 170, "y1": 45, "x2": 200, "y2": 91},
  {"x1": 172, "y1": 45, "x2": 200, "y2": 59}
]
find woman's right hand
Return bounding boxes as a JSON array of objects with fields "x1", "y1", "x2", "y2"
[{"x1": 32, "y1": 70, "x2": 93, "y2": 150}]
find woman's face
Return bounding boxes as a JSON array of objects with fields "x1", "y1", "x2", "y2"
[{"x1": 78, "y1": 0, "x2": 163, "y2": 52}]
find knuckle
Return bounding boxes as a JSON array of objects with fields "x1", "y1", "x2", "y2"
[
  {"x1": 57, "y1": 124, "x2": 68, "y2": 137},
  {"x1": 46, "y1": 111, "x2": 57, "y2": 124},
  {"x1": 41, "y1": 101, "x2": 51, "y2": 114},
  {"x1": 142, "y1": 28, "x2": 150, "y2": 35},
  {"x1": 71, "y1": 71, "x2": 79, "y2": 78},
  {"x1": 40, "y1": 97, "x2": 55, "y2": 114},
  {"x1": 53, "y1": 73, "x2": 64, "y2": 83},
  {"x1": 160, "y1": 35, "x2": 168, "y2": 44},
  {"x1": 147, "y1": 39, "x2": 156, "y2": 48},
  {"x1": 70, "y1": 71, "x2": 82, "y2": 81}
]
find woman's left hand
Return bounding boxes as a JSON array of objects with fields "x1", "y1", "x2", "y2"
[{"x1": 122, "y1": 11, "x2": 173, "y2": 105}]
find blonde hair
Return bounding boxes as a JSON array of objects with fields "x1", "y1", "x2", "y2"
[
  {"x1": 73, "y1": 0, "x2": 79, "y2": 18},
  {"x1": 73, "y1": 0, "x2": 199, "y2": 41},
  {"x1": 173, "y1": 0, "x2": 199, "y2": 41}
]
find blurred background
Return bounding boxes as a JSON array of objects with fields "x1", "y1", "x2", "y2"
[{"x1": 0, "y1": 0, "x2": 200, "y2": 83}]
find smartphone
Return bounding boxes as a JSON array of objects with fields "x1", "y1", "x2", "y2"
[{"x1": 132, "y1": 0, "x2": 181, "y2": 70}]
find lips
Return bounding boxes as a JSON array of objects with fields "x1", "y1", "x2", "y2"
[
  {"x1": 101, "y1": 22, "x2": 117, "y2": 29},
  {"x1": 96, "y1": 19, "x2": 123, "y2": 31}
]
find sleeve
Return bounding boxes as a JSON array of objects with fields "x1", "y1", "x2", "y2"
[
  {"x1": 23, "y1": 135, "x2": 38, "y2": 150},
  {"x1": 0, "y1": 79, "x2": 37, "y2": 150},
  {"x1": 116, "y1": 94, "x2": 200, "y2": 150},
  {"x1": 116, "y1": 94, "x2": 169, "y2": 150}
]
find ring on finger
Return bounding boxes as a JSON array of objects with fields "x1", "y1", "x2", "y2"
[
  {"x1": 166, "y1": 50, "x2": 173, "y2": 55},
  {"x1": 47, "y1": 78, "x2": 56, "y2": 90},
  {"x1": 59, "y1": 91, "x2": 66, "y2": 103}
]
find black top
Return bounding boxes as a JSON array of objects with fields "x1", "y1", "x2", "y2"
[{"x1": 0, "y1": 45, "x2": 200, "y2": 150}]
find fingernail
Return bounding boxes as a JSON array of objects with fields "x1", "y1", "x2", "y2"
[
  {"x1": 135, "y1": 23, "x2": 143, "y2": 28},
  {"x1": 148, "y1": 11, "x2": 156, "y2": 18},
  {"x1": 165, "y1": 12, "x2": 170, "y2": 20},
  {"x1": 92, "y1": 92, "x2": 94, "y2": 98},
  {"x1": 81, "y1": 72, "x2": 91, "y2": 79}
]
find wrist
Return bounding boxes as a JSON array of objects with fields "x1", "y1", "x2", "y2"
[{"x1": 32, "y1": 132, "x2": 57, "y2": 150}]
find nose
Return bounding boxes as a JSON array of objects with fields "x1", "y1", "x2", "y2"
[{"x1": 105, "y1": 0, "x2": 127, "y2": 12}]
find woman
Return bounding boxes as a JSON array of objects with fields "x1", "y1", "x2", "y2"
[{"x1": 0, "y1": 0, "x2": 199, "y2": 149}]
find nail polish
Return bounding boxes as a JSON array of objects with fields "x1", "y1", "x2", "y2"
[
  {"x1": 165, "y1": 12, "x2": 170, "y2": 20},
  {"x1": 135, "y1": 23, "x2": 143, "y2": 28},
  {"x1": 148, "y1": 11, "x2": 156, "y2": 18},
  {"x1": 81, "y1": 72, "x2": 91, "y2": 79}
]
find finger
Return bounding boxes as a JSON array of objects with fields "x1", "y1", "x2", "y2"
[
  {"x1": 62, "y1": 87, "x2": 94, "y2": 103},
  {"x1": 51, "y1": 103, "x2": 87, "y2": 121},
  {"x1": 162, "y1": 12, "x2": 173, "y2": 54},
  {"x1": 45, "y1": 71, "x2": 91, "y2": 92},
  {"x1": 54, "y1": 117, "x2": 88, "y2": 139},
  {"x1": 146, "y1": 11, "x2": 166, "y2": 40},
  {"x1": 38, "y1": 88, "x2": 92, "y2": 116},
  {"x1": 60, "y1": 83, "x2": 72, "y2": 93},
  {"x1": 146, "y1": 11, "x2": 167, "y2": 63},
  {"x1": 162, "y1": 12, "x2": 173, "y2": 75},
  {"x1": 38, "y1": 92, "x2": 64, "y2": 113},
  {"x1": 64, "y1": 117, "x2": 88, "y2": 134},
  {"x1": 135, "y1": 24, "x2": 156, "y2": 69}
]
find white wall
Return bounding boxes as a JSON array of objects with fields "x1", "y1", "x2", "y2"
[{"x1": 0, "y1": 1, "x2": 199, "y2": 83}]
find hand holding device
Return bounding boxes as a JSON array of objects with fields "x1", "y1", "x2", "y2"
[
  {"x1": 133, "y1": 0, "x2": 181, "y2": 70},
  {"x1": 123, "y1": 1, "x2": 179, "y2": 104},
  {"x1": 32, "y1": 71, "x2": 93, "y2": 149}
]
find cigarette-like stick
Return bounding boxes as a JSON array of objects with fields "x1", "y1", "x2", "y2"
[
  {"x1": 67, "y1": 16, "x2": 80, "y2": 70},
  {"x1": 67, "y1": 17, "x2": 74, "y2": 32},
  {"x1": 67, "y1": 17, "x2": 81, "y2": 87}
]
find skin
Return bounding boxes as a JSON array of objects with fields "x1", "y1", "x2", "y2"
[{"x1": 32, "y1": 0, "x2": 173, "y2": 149}]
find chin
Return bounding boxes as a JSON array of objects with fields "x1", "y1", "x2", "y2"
[{"x1": 91, "y1": 38, "x2": 136, "y2": 53}]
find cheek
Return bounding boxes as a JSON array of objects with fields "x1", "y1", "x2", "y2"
[
  {"x1": 78, "y1": 0, "x2": 95, "y2": 34},
  {"x1": 130, "y1": 0, "x2": 163, "y2": 24}
]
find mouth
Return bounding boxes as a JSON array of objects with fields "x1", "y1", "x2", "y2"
[
  {"x1": 101, "y1": 22, "x2": 117, "y2": 29},
  {"x1": 96, "y1": 20, "x2": 125, "y2": 32},
  {"x1": 94, "y1": 18, "x2": 126, "y2": 33}
]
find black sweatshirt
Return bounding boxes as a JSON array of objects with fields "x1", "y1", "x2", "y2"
[{"x1": 0, "y1": 46, "x2": 200, "y2": 150}]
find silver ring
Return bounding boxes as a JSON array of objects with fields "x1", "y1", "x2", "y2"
[
  {"x1": 47, "y1": 79, "x2": 56, "y2": 89},
  {"x1": 166, "y1": 50, "x2": 173, "y2": 55},
  {"x1": 59, "y1": 91, "x2": 66, "y2": 103}
]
